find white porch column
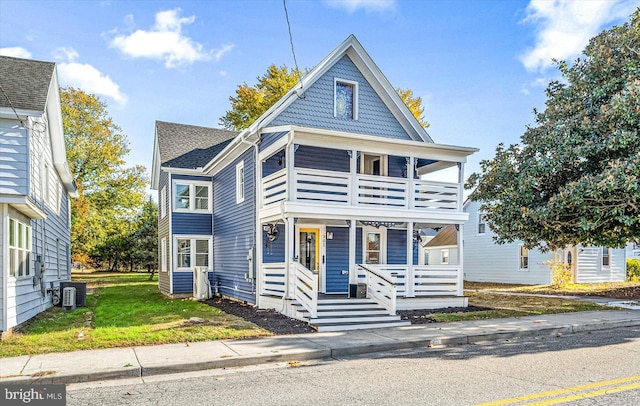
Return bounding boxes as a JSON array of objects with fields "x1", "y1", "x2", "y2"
[
  {"x1": 285, "y1": 217, "x2": 296, "y2": 299},
  {"x1": 350, "y1": 149, "x2": 358, "y2": 205},
  {"x1": 406, "y1": 222, "x2": 415, "y2": 297},
  {"x1": 286, "y1": 138, "x2": 296, "y2": 202},
  {"x1": 457, "y1": 162, "x2": 465, "y2": 211},
  {"x1": 407, "y1": 156, "x2": 415, "y2": 209},
  {"x1": 457, "y1": 224, "x2": 464, "y2": 296},
  {"x1": 349, "y1": 219, "x2": 357, "y2": 286}
]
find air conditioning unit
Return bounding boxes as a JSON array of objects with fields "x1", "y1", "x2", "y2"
[
  {"x1": 62, "y1": 287, "x2": 76, "y2": 310},
  {"x1": 193, "y1": 267, "x2": 211, "y2": 300}
]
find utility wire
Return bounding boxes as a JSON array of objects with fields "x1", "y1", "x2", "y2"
[
  {"x1": 0, "y1": 82, "x2": 26, "y2": 127},
  {"x1": 283, "y1": 0, "x2": 304, "y2": 95}
]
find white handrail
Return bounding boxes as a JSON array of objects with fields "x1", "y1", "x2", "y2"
[
  {"x1": 358, "y1": 264, "x2": 397, "y2": 315},
  {"x1": 292, "y1": 261, "x2": 318, "y2": 318}
]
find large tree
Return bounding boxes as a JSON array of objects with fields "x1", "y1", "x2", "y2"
[
  {"x1": 60, "y1": 87, "x2": 148, "y2": 266},
  {"x1": 467, "y1": 11, "x2": 640, "y2": 251},
  {"x1": 220, "y1": 64, "x2": 429, "y2": 130}
]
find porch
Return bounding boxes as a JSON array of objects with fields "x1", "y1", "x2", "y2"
[{"x1": 255, "y1": 126, "x2": 471, "y2": 331}]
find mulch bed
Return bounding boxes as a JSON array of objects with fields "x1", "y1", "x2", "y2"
[
  {"x1": 204, "y1": 297, "x2": 316, "y2": 335},
  {"x1": 575, "y1": 286, "x2": 640, "y2": 300},
  {"x1": 205, "y1": 296, "x2": 493, "y2": 333},
  {"x1": 398, "y1": 306, "x2": 492, "y2": 324}
]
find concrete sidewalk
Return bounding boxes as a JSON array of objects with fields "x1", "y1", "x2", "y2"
[{"x1": 2, "y1": 310, "x2": 640, "y2": 385}]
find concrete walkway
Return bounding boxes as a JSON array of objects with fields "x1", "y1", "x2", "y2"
[{"x1": 2, "y1": 309, "x2": 640, "y2": 385}]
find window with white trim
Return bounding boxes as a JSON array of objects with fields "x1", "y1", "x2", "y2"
[
  {"x1": 334, "y1": 78, "x2": 358, "y2": 120},
  {"x1": 8, "y1": 218, "x2": 31, "y2": 278},
  {"x1": 478, "y1": 213, "x2": 486, "y2": 235},
  {"x1": 160, "y1": 186, "x2": 167, "y2": 218},
  {"x1": 173, "y1": 181, "x2": 211, "y2": 213},
  {"x1": 441, "y1": 249, "x2": 450, "y2": 265},
  {"x1": 602, "y1": 247, "x2": 610, "y2": 267},
  {"x1": 519, "y1": 245, "x2": 529, "y2": 270},
  {"x1": 175, "y1": 237, "x2": 211, "y2": 271},
  {"x1": 161, "y1": 238, "x2": 167, "y2": 272},
  {"x1": 236, "y1": 161, "x2": 245, "y2": 203}
]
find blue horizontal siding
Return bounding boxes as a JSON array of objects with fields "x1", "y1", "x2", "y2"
[
  {"x1": 388, "y1": 155, "x2": 407, "y2": 178},
  {"x1": 172, "y1": 212, "x2": 213, "y2": 235},
  {"x1": 387, "y1": 229, "x2": 407, "y2": 264},
  {"x1": 263, "y1": 150, "x2": 285, "y2": 177},
  {"x1": 259, "y1": 131, "x2": 288, "y2": 152},
  {"x1": 295, "y1": 145, "x2": 350, "y2": 172},
  {"x1": 326, "y1": 226, "x2": 349, "y2": 293},
  {"x1": 172, "y1": 174, "x2": 212, "y2": 182},
  {"x1": 356, "y1": 227, "x2": 362, "y2": 263},
  {"x1": 213, "y1": 148, "x2": 256, "y2": 303},
  {"x1": 173, "y1": 272, "x2": 193, "y2": 294},
  {"x1": 263, "y1": 224, "x2": 285, "y2": 263}
]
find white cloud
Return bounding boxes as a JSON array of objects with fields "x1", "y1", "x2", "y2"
[
  {"x1": 219, "y1": 70, "x2": 228, "y2": 77},
  {"x1": 0, "y1": 46, "x2": 32, "y2": 59},
  {"x1": 110, "y1": 8, "x2": 222, "y2": 68},
  {"x1": 53, "y1": 47, "x2": 127, "y2": 106},
  {"x1": 324, "y1": 0, "x2": 396, "y2": 13},
  {"x1": 519, "y1": 0, "x2": 637, "y2": 72},
  {"x1": 52, "y1": 47, "x2": 79, "y2": 62},
  {"x1": 213, "y1": 43, "x2": 235, "y2": 62}
]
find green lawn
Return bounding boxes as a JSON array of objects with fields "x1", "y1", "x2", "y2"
[
  {"x1": 0, "y1": 273, "x2": 269, "y2": 358},
  {"x1": 465, "y1": 281, "x2": 640, "y2": 297}
]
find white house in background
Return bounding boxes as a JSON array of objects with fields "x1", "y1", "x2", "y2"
[
  {"x1": 463, "y1": 200, "x2": 627, "y2": 284},
  {"x1": 0, "y1": 56, "x2": 78, "y2": 333},
  {"x1": 419, "y1": 225, "x2": 459, "y2": 266}
]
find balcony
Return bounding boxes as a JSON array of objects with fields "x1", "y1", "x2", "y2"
[{"x1": 261, "y1": 167, "x2": 460, "y2": 213}]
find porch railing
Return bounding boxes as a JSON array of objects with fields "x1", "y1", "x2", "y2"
[
  {"x1": 358, "y1": 264, "x2": 397, "y2": 315},
  {"x1": 292, "y1": 261, "x2": 319, "y2": 318},
  {"x1": 358, "y1": 264, "x2": 460, "y2": 299},
  {"x1": 261, "y1": 168, "x2": 460, "y2": 211},
  {"x1": 260, "y1": 262, "x2": 286, "y2": 297}
]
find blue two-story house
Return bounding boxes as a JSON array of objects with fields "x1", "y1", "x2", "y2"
[
  {"x1": 151, "y1": 36, "x2": 477, "y2": 331},
  {"x1": 0, "y1": 56, "x2": 78, "y2": 334}
]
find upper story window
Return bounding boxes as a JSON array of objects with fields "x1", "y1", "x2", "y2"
[
  {"x1": 8, "y1": 218, "x2": 31, "y2": 278},
  {"x1": 334, "y1": 78, "x2": 358, "y2": 120},
  {"x1": 236, "y1": 161, "x2": 245, "y2": 204},
  {"x1": 478, "y1": 213, "x2": 486, "y2": 235},
  {"x1": 519, "y1": 245, "x2": 529, "y2": 270},
  {"x1": 602, "y1": 247, "x2": 610, "y2": 267},
  {"x1": 173, "y1": 181, "x2": 211, "y2": 213}
]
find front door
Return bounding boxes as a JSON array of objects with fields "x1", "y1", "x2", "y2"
[{"x1": 299, "y1": 228, "x2": 321, "y2": 289}]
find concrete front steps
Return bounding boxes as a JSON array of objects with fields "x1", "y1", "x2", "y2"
[{"x1": 295, "y1": 298, "x2": 410, "y2": 332}]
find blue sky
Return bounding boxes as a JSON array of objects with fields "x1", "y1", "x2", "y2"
[{"x1": 1, "y1": 0, "x2": 637, "y2": 189}]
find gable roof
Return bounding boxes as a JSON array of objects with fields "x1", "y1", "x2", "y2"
[
  {"x1": 247, "y1": 35, "x2": 432, "y2": 143},
  {"x1": 155, "y1": 120, "x2": 238, "y2": 170},
  {"x1": 424, "y1": 225, "x2": 457, "y2": 247},
  {"x1": 0, "y1": 56, "x2": 55, "y2": 113}
]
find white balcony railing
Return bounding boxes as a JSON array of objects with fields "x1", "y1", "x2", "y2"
[
  {"x1": 292, "y1": 261, "x2": 319, "y2": 318},
  {"x1": 358, "y1": 264, "x2": 460, "y2": 299},
  {"x1": 261, "y1": 168, "x2": 460, "y2": 211}
]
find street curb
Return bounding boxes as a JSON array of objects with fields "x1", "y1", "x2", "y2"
[{"x1": 3, "y1": 317, "x2": 640, "y2": 385}]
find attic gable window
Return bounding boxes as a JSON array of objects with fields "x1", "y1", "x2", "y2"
[{"x1": 334, "y1": 78, "x2": 358, "y2": 120}]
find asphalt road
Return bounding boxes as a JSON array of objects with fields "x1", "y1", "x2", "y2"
[{"x1": 67, "y1": 326, "x2": 640, "y2": 406}]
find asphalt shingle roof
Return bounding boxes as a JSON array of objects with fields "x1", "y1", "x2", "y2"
[
  {"x1": 156, "y1": 120, "x2": 239, "y2": 169},
  {"x1": 0, "y1": 56, "x2": 55, "y2": 112}
]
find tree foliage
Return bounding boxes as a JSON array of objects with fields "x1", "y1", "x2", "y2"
[
  {"x1": 60, "y1": 87, "x2": 148, "y2": 266},
  {"x1": 220, "y1": 64, "x2": 429, "y2": 130},
  {"x1": 397, "y1": 88, "x2": 429, "y2": 128},
  {"x1": 467, "y1": 11, "x2": 640, "y2": 251}
]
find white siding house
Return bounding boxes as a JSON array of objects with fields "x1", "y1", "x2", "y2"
[
  {"x1": 0, "y1": 56, "x2": 78, "y2": 333},
  {"x1": 463, "y1": 200, "x2": 627, "y2": 284}
]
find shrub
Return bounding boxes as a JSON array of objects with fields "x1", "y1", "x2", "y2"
[
  {"x1": 547, "y1": 259, "x2": 573, "y2": 287},
  {"x1": 627, "y1": 258, "x2": 640, "y2": 282}
]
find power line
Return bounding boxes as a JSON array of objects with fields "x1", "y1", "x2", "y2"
[
  {"x1": 0, "y1": 82, "x2": 26, "y2": 127},
  {"x1": 283, "y1": 0, "x2": 304, "y2": 95}
]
